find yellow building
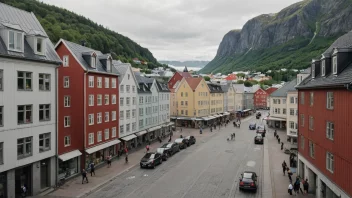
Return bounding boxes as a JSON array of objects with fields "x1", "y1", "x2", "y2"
[{"x1": 207, "y1": 83, "x2": 225, "y2": 122}]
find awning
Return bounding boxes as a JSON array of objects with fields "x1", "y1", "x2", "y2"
[
  {"x1": 85, "y1": 139, "x2": 121, "y2": 154},
  {"x1": 224, "y1": 112, "x2": 230, "y2": 115},
  {"x1": 213, "y1": 115, "x2": 220, "y2": 118},
  {"x1": 58, "y1": 150, "x2": 82, "y2": 162},
  {"x1": 172, "y1": 116, "x2": 192, "y2": 120},
  {"x1": 202, "y1": 117, "x2": 210, "y2": 121},
  {"x1": 167, "y1": 122, "x2": 174, "y2": 126},
  {"x1": 148, "y1": 126, "x2": 162, "y2": 131},
  {"x1": 265, "y1": 116, "x2": 286, "y2": 121},
  {"x1": 120, "y1": 134, "x2": 137, "y2": 141},
  {"x1": 191, "y1": 117, "x2": 204, "y2": 121},
  {"x1": 243, "y1": 109, "x2": 252, "y2": 112},
  {"x1": 135, "y1": 130, "x2": 147, "y2": 136}
]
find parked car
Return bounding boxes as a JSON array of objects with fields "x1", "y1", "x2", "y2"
[
  {"x1": 256, "y1": 112, "x2": 261, "y2": 116},
  {"x1": 256, "y1": 125, "x2": 266, "y2": 137},
  {"x1": 160, "y1": 143, "x2": 180, "y2": 156},
  {"x1": 184, "y1": 136, "x2": 196, "y2": 146},
  {"x1": 239, "y1": 171, "x2": 259, "y2": 192},
  {"x1": 254, "y1": 134, "x2": 264, "y2": 144},
  {"x1": 140, "y1": 152, "x2": 163, "y2": 169},
  {"x1": 156, "y1": 148, "x2": 169, "y2": 161},
  {"x1": 174, "y1": 138, "x2": 188, "y2": 149},
  {"x1": 249, "y1": 123, "x2": 256, "y2": 130}
]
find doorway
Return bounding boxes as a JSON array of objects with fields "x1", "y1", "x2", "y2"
[
  {"x1": 40, "y1": 159, "x2": 50, "y2": 189},
  {"x1": 15, "y1": 165, "x2": 32, "y2": 197}
]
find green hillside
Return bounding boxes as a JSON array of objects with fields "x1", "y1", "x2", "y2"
[{"x1": 1, "y1": 0, "x2": 162, "y2": 69}]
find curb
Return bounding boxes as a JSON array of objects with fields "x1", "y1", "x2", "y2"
[{"x1": 263, "y1": 137, "x2": 274, "y2": 198}]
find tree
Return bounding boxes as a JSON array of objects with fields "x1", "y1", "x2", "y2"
[
  {"x1": 236, "y1": 73, "x2": 246, "y2": 78},
  {"x1": 249, "y1": 80, "x2": 258, "y2": 85},
  {"x1": 203, "y1": 76, "x2": 211, "y2": 81},
  {"x1": 237, "y1": 80, "x2": 244, "y2": 84},
  {"x1": 244, "y1": 81, "x2": 252, "y2": 87}
]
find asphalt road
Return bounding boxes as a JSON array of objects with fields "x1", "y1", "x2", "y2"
[{"x1": 87, "y1": 114, "x2": 266, "y2": 198}]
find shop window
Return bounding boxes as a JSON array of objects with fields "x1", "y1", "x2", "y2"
[
  {"x1": 39, "y1": 73, "x2": 50, "y2": 91},
  {"x1": 39, "y1": 133, "x2": 50, "y2": 152},
  {"x1": 18, "y1": 105, "x2": 32, "y2": 124},
  {"x1": 18, "y1": 71, "x2": 32, "y2": 90},
  {"x1": 58, "y1": 157, "x2": 78, "y2": 179},
  {"x1": 0, "y1": 142, "x2": 3, "y2": 164},
  {"x1": 17, "y1": 136, "x2": 32, "y2": 159}
]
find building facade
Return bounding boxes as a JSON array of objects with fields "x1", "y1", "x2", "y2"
[
  {"x1": 0, "y1": 3, "x2": 62, "y2": 197},
  {"x1": 286, "y1": 91, "x2": 298, "y2": 143},
  {"x1": 254, "y1": 88, "x2": 268, "y2": 109},
  {"x1": 155, "y1": 81, "x2": 172, "y2": 135},
  {"x1": 233, "y1": 84, "x2": 244, "y2": 111},
  {"x1": 296, "y1": 32, "x2": 352, "y2": 198},
  {"x1": 265, "y1": 87, "x2": 279, "y2": 109},
  {"x1": 208, "y1": 83, "x2": 225, "y2": 122},
  {"x1": 227, "y1": 84, "x2": 236, "y2": 113},
  {"x1": 55, "y1": 40, "x2": 120, "y2": 174}
]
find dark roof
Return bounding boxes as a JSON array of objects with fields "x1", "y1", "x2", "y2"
[
  {"x1": 323, "y1": 31, "x2": 352, "y2": 55},
  {"x1": 0, "y1": 3, "x2": 61, "y2": 64},
  {"x1": 134, "y1": 73, "x2": 152, "y2": 94},
  {"x1": 220, "y1": 84, "x2": 230, "y2": 92},
  {"x1": 112, "y1": 60, "x2": 130, "y2": 83},
  {"x1": 183, "y1": 66, "x2": 188, "y2": 72},
  {"x1": 270, "y1": 79, "x2": 297, "y2": 97},
  {"x1": 207, "y1": 83, "x2": 224, "y2": 93},
  {"x1": 156, "y1": 81, "x2": 170, "y2": 92}
]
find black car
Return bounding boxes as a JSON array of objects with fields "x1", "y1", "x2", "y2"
[
  {"x1": 254, "y1": 134, "x2": 264, "y2": 144},
  {"x1": 256, "y1": 112, "x2": 261, "y2": 116},
  {"x1": 239, "y1": 171, "x2": 259, "y2": 192},
  {"x1": 140, "y1": 152, "x2": 163, "y2": 169},
  {"x1": 256, "y1": 125, "x2": 266, "y2": 137},
  {"x1": 160, "y1": 143, "x2": 180, "y2": 156},
  {"x1": 174, "y1": 138, "x2": 188, "y2": 149},
  {"x1": 249, "y1": 123, "x2": 256, "y2": 130},
  {"x1": 184, "y1": 136, "x2": 196, "y2": 146},
  {"x1": 156, "y1": 148, "x2": 169, "y2": 161}
]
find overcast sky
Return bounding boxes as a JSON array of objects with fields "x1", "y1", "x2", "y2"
[{"x1": 44, "y1": 0, "x2": 301, "y2": 61}]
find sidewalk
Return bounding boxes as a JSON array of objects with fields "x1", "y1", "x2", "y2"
[
  {"x1": 266, "y1": 128, "x2": 314, "y2": 198},
  {"x1": 45, "y1": 128, "x2": 217, "y2": 198}
]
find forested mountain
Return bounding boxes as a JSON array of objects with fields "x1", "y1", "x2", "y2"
[
  {"x1": 159, "y1": 60, "x2": 209, "y2": 68},
  {"x1": 201, "y1": 0, "x2": 352, "y2": 74},
  {"x1": 1, "y1": 0, "x2": 162, "y2": 69}
]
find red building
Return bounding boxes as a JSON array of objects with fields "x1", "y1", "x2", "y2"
[
  {"x1": 55, "y1": 39, "x2": 120, "y2": 178},
  {"x1": 225, "y1": 74, "x2": 237, "y2": 81},
  {"x1": 254, "y1": 87, "x2": 277, "y2": 109},
  {"x1": 168, "y1": 70, "x2": 192, "y2": 89},
  {"x1": 296, "y1": 32, "x2": 352, "y2": 198}
]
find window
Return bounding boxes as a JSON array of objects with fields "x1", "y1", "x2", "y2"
[
  {"x1": 309, "y1": 116, "x2": 314, "y2": 130},
  {"x1": 312, "y1": 64, "x2": 316, "y2": 78},
  {"x1": 139, "y1": 96, "x2": 144, "y2": 104},
  {"x1": 97, "y1": 77, "x2": 102, "y2": 88},
  {"x1": 64, "y1": 116, "x2": 70, "y2": 127},
  {"x1": 132, "y1": 122, "x2": 136, "y2": 131},
  {"x1": 283, "y1": 108, "x2": 286, "y2": 114},
  {"x1": 132, "y1": 109, "x2": 136, "y2": 118},
  {"x1": 290, "y1": 108, "x2": 295, "y2": 116},
  {"x1": 290, "y1": 97, "x2": 294, "y2": 104},
  {"x1": 104, "y1": 129, "x2": 109, "y2": 140},
  {"x1": 39, "y1": 133, "x2": 50, "y2": 152},
  {"x1": 88, "y1": 133, "x2": 94, "y2": 145},
  {"x1": 327, "y1": 92, "x2": 334, "y2": 109},
  {"x1": 300, "y1": 136, "x2": 304, "y2": 150},
  {"x1": 91, "y1": 56, "x2": 96, "y2": 68},
  {"x1": 39, "y1": 74, "x2": 50, "y2": 91},
  {"x1": 326, "y1": 152, "x2": 334, "y2": 172},
  {"x1": 126, "y1": 110, "x2": 130, "y2": 119},
  {"x1": 36, "y1": 37, "x2": 44, "y2": 54},
  {"x1": 17, "y1": 137, "x2": 32, "y2": 159},
  {"x1": 273, "y1": 99, "x2": 277, "y2": 104},
  {"x1": 64, "y1": 136, "x2": 71, "y2": 147},
  {"x1": 139, "y1": 120, "x2": 143, "y2": 128},
  {"x1": 63, "y1": 55, "x2": 69, "y2": 67},
  {"x1": 333, "y1": 56, "x2": 337, "y2": 74},
  {"x1": 181, "y1": 92, "x2": 183, "y2": 97},
  {"x1": 309, "y1": 141, "x2": 315, "y2": 158},
  {"x1": 112, "y1": 127, "x2": 116, "y2": 138},
  {"x1": 132, "y1": 86, "x2": 135, "y2": 92},
  {"x1": 64, "y1": 76, "x2": 70, "y2": 88},
  {"x1": 112, "y1": 111, "x2": 116, "y2": 121},
  {"x1": 112, "y1": 95, "x2": 116, "y2": 104},
  {"x1": 97, "y1": 131, "x2": 102, "y2": 142},
  {"x1": 89, "y1": 95, "x2": 94, "y2": 106},
  {"x1": 97, "y1": 112, "x2": 102, "y2": 124},
  {"x1": 326, "y1": 122, "x2": 334, "y2": 140},
  {"x1": 105, "y1": 78, "x2": 109, "y2": 88},
  {"x1": 9, "y1": 31, "x2": 22, "y2": 51},
  {"x1": 181, "y1": 101, "x2": 184, "y2": 106},
  {"x1": 120, "y1": 111, "x2": 124, "y2": 120},
  {"x1": 0, "y1": 70, "x2": 3, "y2": 90},
  {"x1": 18, "y1": 105, "x2": 32, "y2": 124},
  {"x1": 39, "y1": 104, "x2": 50, "y2": 121},
  {"x1": 300, "y1": 92, "x2": 305, "y2": 105},
  {"x1": 126, "y1": 85, "x2": 130, "y2": 92},
  {"x1": 310, "y1": 92, "x2": 314, "y2": 106},
  {"x1": 120, "y1": 97, "x2": 124, "y2": 106},
  {"x1": 97, "y1": 95, "x2": 102, "y2": 105},
  {"x1": 322, "y1": 60, "x2": 326, "y2": 76},
  {"x1": 126, "y1": 124, "x2": 130, "y2": 132},
  {"x1": 185, "y1": 92, "x2": 188, "y2": 97},
  {"x1": 120, "y1": 85, "x2": 124, "y2": 92},
  {"x1": 290, "y1": 121, "x2": 295, "y2": 129},
  {"x1": 126, "y1": 97, "x2": 130, "y2": 105},
  {"x1": 0, "y1": 106, "x2": 3, "y2": 127},
  {"x1": 18, "y1": 71, "x2": 32, "y2": 90},
  {"x1": 300, "y1": 114, "x2": 305, "y2": 127},
  {"x1": 133, "y1": 97, "x2": 136, "y2": 105},
  {"x1": 128, "y1": 74, "x2": 130, "y2": 80},
  {"x1": 139, "y1": 108, "x2": 143, "y2": 116},
  {"x1": 88, "y1": 76, "x2": 94, "y2": 87},
  {"x1": 185, "y1": 110, "x2": 188, "y2": 115},
  {"x1": 283, "y1": 99, "x2": 286, "y2": 104},
  {"x1": 88, "y1": 114, "x2": 94, "y2": 125},
  {"x1": 105, "y1": 95, "x2": 109, "y2": 105},
  {"x1": 120, "y1": 125, "x2": 125, "y2": 133},
  {"x1": 111, "y1": 78, "x2": 116, "y2": 88},
  {"x1": 105, "y1": 112, "x2": 109, "y2": 122}
]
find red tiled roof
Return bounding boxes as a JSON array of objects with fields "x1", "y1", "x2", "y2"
[
  {"x1": 265, "y1": 87, "x2": 278, "y2": 95},
  {"x1": 185, "y1": 78, "x2": 203, "y2": 91},
  {"x1": 225, "y1": 74, "x2": 237, "y2": 81}
]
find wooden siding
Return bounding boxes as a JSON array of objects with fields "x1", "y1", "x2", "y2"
[
  {"x1": 298, "y1": 88, "x2": 352, "y2": 196},
  {"x1": 254, "y1": 89, "x2": 268, "y2": 108}
]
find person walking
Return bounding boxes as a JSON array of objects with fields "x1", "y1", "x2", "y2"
[
  {"x1": 168, "y1": 135, "x2": 172, "y2": 142},
  {"x1": 287, "y1": 168, "x2": 293, "y2": 183},
  {"x1": 278, "y1": 137, "x2": 281, "y2": 144},
  {"x1": 281, "y1": 142, "x2": 284, "y2": 150},
  {"x1": 89, "y1": 162, "x2": 95, "y2": 176},
  {"x1": 107, "y1": 154, "x2": 112, "y2": 167},
  {"x1": 282, "y1": 161, "x2": 287, "y2": 176},
  {"x1": 200, "y1": 127, "x2": 202, "y2": 134},
  {"x1": 146, "y1": 144, "x2": 150, "y2": 152},
  {"x1": 303, "y1": 179, "x2": 309, "y2": 194},
  {"x1": 288, "y1": 183, "x2": 293, "y2": 195},
  {"x1": 81, "y1": 169, "x2": 88, "y2": 184},
  {"x1": 21, "y1": 185, "x2": 27, "y2": 197}
]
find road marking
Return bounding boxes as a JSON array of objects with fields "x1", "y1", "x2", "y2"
[
  {"x1": 143, "y1": 174, "x2": 148, "y2": 177},
  {"x1": 126, "y1": 176, "x2": 135, "y2": 180}
]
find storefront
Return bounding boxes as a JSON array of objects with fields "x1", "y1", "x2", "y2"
[
  {"x1": 191, "y1": 118, "x2": 204, "y2": 128},
  {"x1": 40, "y1": 158, "x2": 50, "y2": 189},
  {"x1": 0, "y1": 172, "x2": 6, "y2": 198},
  {"x1": 120, "y1": 134, "x2": 137, "y2": 150},
  {"x1": 264, "y1": 116, "x2": 286, "y2": 129},
  {"x1": 15, "y1": 165, "x2": 32, "y2": 197},
  {"x1": 58, "y1": 150, "x2": 82, "y2": 179},
  {"x1": 147, "y1": 126, "x2": 162, "y2": 140},
  {"x1": 135, "y1": 131, "x2": 147, "y2": 146},
  {"x1": 202, "y1": 116, "x2": 216, "y2": 126},
  {"x1": 85, "y1": 139, "x2": 120, "y2": 169},
  {"x1": 223, "y1": 112, "x2": 231, "y2": 121}
]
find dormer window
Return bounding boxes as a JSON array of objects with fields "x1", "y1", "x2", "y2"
[
  {"x1": 36, "y1": 37, "x2": 45, "y2": 54},
  {"x1": 312, "y1": 64, "x2": 315, "y2": 79},
  {"x1": 106, "y1": 58, "x2": 112, "y2": 72},
  {"x1": 332, "y1": 56, "x2": 337, "y2": 74},
  {"x1": 8, "y1": 30, "x2": 23, "y2": 51},
  {"x1": 321, "y1": 60, "x2": 326, "y2": 76},
  {"x1": 91, "y1": 55, "x2": 96, "y2": 68}
]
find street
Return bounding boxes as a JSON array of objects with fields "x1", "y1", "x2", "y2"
[{"x1": 87, "y1": 115, "x2": 266, "y2": 198}]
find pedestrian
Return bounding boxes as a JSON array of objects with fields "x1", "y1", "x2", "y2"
[
  {"x1": 288, "y1": 183, "x2": 293, "y2": 195},
  {"x1": 124, "y1": 146, "x2": 128, "y2": 155},
  {"x1": 294, "y1": 179, "x2": 299, "y2": 195},
  {"x1": 287, "y1": 168, "x2": 293, "y2": 183},
  {"x1": 107, "y1": 154, "x2": 112, "y2": 167},
  {"x1": 210, "y1": 127, "x2": 212, "y2": 132},
  {"x1": 278, "y1": 137, "x2": 280, "y2": 144},
  {"x1": 233, "y1": 133, "x2": 236, "y2": 139},
  {"x1": 281, "y1": 142, "x2": 284, "y2": 150},
  {"x1": 21, "y1": 185, "x2": 27, "y2": 197},
  {"x1": 89, "y1": 162, "x2": 95, "y2": 176},
  {"x1": 146, "y1": 144, "x2": 150, "y2": 152},
  {"x1": 81, "y1": 169, "x2": 88, "y2": 184},
  {"x1": 168, "y1": 135, "x2": 172, "y2": 142},
  {"x1": 200, "y1": 128, "x2": 202, "y2": 134},
  {"x1": 282, "y1": 161, "x2": 287, "y2": 176},
  {"x1": 303, "y1": 179, "x2": 309, "y2": 194}
]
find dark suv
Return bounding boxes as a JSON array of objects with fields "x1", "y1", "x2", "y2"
[
  {"x1": 254, "y1": 134, "x2": 263, "y2": 144},
  {"x1": 256, "y1": 125, "x2": 266, "y2": 137},
  {"x1": 184, "y1": 136, "x2": 196, "y2": 146},
  {"x1": 156, "y1": 148, "x2": 169, "y2": 161},
  {"x1": 160, "y1": 143, "x2": 180, "y2": 156}
]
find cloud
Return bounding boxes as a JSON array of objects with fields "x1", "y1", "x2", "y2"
[{"x1": 43, "y1": 0, "x2": 302, "y2": 61}]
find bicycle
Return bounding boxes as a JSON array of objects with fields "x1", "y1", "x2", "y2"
[{"x1": 55, "y1": 178, "x2": 65, "y2": 189}]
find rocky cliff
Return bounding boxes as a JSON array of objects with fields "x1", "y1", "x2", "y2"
[{"x1": 201, "y1": 0, "x2": 352, "y2": 74}]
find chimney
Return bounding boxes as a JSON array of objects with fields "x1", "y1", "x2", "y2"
[{"x1": 81, "y1": 40, "x2": 86, "y2": 46}]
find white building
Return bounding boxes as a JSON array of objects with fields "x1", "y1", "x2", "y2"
[
  {"x1": 233, "y1": 84, "x2": 245, "y2": 111},
  {"x1": 0, "y1": 3, "x2": 62, "y2": 197}
]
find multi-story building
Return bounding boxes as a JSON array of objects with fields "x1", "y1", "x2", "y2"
[
  {"x1": 167, "y1": 69, "x2": 192, "y2": 90},
  {"x1": 0, "y1": 3, "x2": 62, "y2": 197},
  {"x1": 254, "y1": 87, "x2": 278, "y2": 109},
  {"x1": 55, "y1": 40, "x2": 120, "y2": 173},
  {"x1": 112, "y1": 61, "x2": 138, "y2": 149},
  {"x1": 296, "y1": 32, "x2": 352, "y2": 198},
  {"x1": 233, "y1": 84, "x2": 244, "y2": 111},
  {"x1": 208, "y1": 83, "x2": 225, "y2": 122},
  {"x1": 221, "y1": 83, "x2": 235, "y2": 119},
  {"x1": 155, "y1": 81, "x2": 172, "y2": 135},
  {"x1": 243, "y1": 87, "x2": 255, "y2": 111},
  {"x1": 286, "y1": 88, "x2": 299, "y2": 144}
]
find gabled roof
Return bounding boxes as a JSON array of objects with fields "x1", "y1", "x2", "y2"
[
  {"x1": 134, "y1": 73, "x2": 152, "y2": 94},
  {"x1": 270, "y1": 79, "x2": 297, "y2": 97},
  {"x1": 265, "y1": 87, "x2": 278, "y2": 95},
  {"x1": 179, "y1": 71, "x2": 192, "y2": 78},
  {"x1": 112, "y1": 60, "x2": 138, "y2": 87},
  {"x1": 0, "y1": 3, "x2": 61, "y2": 64},
  {"x1": 207, "y1": 83, "x2": 224, "y2": 93},
  {"x1": 156, "y1": 81, "x2": 170, "y2": 92},
  {"x1": 185, "y1": 78, "x2": 202, "y2": 91},
  {"x1": 225, "y1": 74, "x2": 237, "y2": 81},
  {"x1": 323, "y1": 31, "x2": 352, "y2": 55}
]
